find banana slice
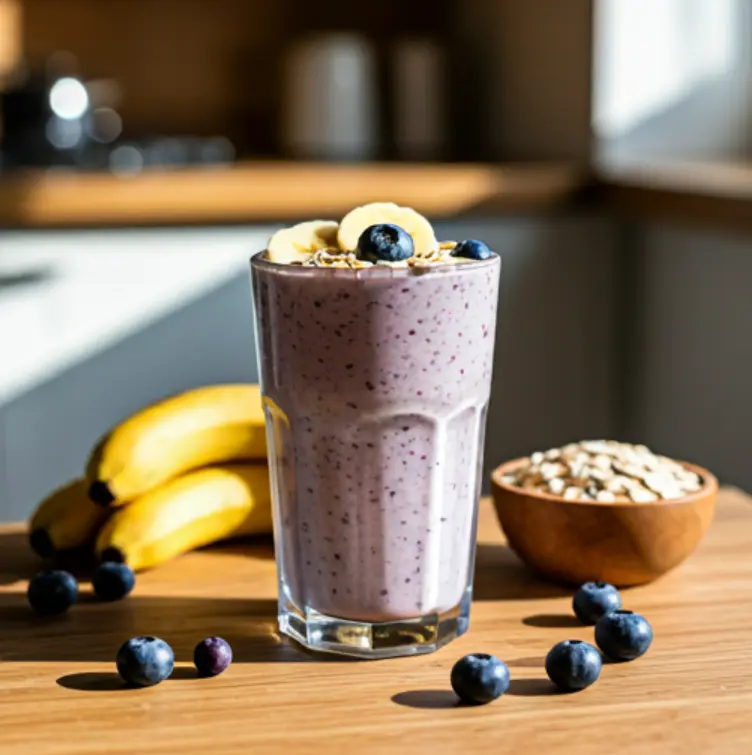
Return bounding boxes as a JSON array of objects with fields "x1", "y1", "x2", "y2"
[
  {"x1": 266, "y1": 220, "x2": 339, "y2": 264},
  {"x1": 337, "y1": 203, "x2": 437, "y2": 258}
]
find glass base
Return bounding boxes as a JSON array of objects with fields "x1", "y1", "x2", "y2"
[{"x1": 278, "y1": 591, "x2": 471, "y2": 660}]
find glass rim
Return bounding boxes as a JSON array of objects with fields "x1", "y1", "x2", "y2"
[{"x1": 250, "y1": 250, "x2": 500, "y2": 278}]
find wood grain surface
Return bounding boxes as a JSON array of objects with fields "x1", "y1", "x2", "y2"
[
  {"x1": 0, "y1": 162, "x2": 586, "y2": 228},
  {"x1": 1, "y1": 489, "x2": 751, "y2": 755}
]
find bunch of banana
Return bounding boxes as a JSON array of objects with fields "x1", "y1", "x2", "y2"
[
  {"x1": 29, "y1": 479, "x2": 109, "y2": 557},
  {"x1": 94, "y1": 465, "x2": 272, "y2": 572},
  {"x1": 27, "y1": 384, "x2": 273, "y2": 572},
  {"x1": 86, "y1": 383, "x2": 267, "y2": 505}
]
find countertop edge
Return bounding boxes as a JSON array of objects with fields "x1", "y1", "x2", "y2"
[
  {"x1": 595, "y1": 160, "x2": 752, "y2": 234},
  {"x1": 0, "y1": 161, "x2": 591, "y2": 229},
  {"x1": 2, "y1": 159, "x2": 752, "y2": 232}
]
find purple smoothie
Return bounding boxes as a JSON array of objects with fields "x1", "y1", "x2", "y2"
[{"x1": 252, "y1": 254, "x2": 500, "y2": 624}]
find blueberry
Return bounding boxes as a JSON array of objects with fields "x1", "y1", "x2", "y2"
[
  {"x1": 545, "y1": 640, "x2": 602, "y2": 692},
  {"x1": 116, "y1": 636, "x2": 174, "y2": 687},
  {"x1": 452, "y1": 240, "x2": 492, "y2": 261},
  {"x1": 595, "y1": 610, "x2": 653, "y2": 661},
  {"x1": 93, "y1": 562, "x2": 135, "y2": 602},
  {"x1": 194, "y1": 636, "x2": 233, "y2": 677},
  {"x1": 357, "y1": 224, "x2": 414, "y2": 262},
  {"x1": 573, "y1": 581, "x2": 622, "y2": 624},
  {"x1": 450, "y1": 653, "x2": 510, "y2": 705},
  {"x1": 27, "y1": 570, "x2": 78, "y2": 616}
]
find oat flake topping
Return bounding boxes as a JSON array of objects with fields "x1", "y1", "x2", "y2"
[
  {"x1": 501, "y1": 440, "x2": 703, "y2": 502},
  {"x1": 303, "y1": 251, "x2": 373, "y2": 269}
]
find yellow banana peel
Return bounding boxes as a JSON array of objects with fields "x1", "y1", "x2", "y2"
[
  {"x1": 86, "y1": 384, "x2": 268, "y2": 506},
  {"x1": 94, "y1": 464, "x2": 272, "y2": 571},
  {"x1": 29, "y1": 479, "x2": 109, "y2": 557}
]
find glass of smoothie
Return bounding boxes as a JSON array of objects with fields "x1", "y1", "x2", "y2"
[{"x1": 251, "y1": 203, "x2": 501, "y2": 658}]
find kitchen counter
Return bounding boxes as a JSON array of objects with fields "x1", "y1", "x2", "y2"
[
  {"x1": 0, "y1": 162, "x2": 588, "y2": 228},
  {"x1": 3, "y1": 159, "x2": 752, "y2": 234},
  {"x1": 597, "y1": 159, "x2": 752, "y2": 234},
  {"x1": 0, "y1": 226, "x2": 273, "y2": 404},
  {"x1": 1, "y1": 489, "x2": 751, "y2": 754}
]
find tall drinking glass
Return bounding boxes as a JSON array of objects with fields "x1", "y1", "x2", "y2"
[{"x1": 251, "y1": 251, "x2": 500, "y2": 658}]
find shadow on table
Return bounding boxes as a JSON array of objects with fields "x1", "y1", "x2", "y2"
[
  {"x1": 0, "y1": 529, "x2": 568, "y2": 674},
  {"x1": 56, "y1": 665, "x2": 205, "y2": 692},
  {"x1": 391, "y1": 690, "x2": 459, "y2": 709},
  {"x1": 0, "y1": 593, "x2": 338, "y2": 665},
  {"x1": 0, "y1": 531, "x2": 44, "y2": 586},
  {"x1": 0, "y1": 533, "x2": 274, "y2": 589},
  {"x1": 521, "y1": 614, "x2": 582, "y2": 628},
  {"x1": 473, "y1": 543, "x2": 570, "y2": 601},
  {"x1": 56, "y1": 672, "x2": 129, "y2": 692},
  {"x1": 2, "y1": 527, "x2": 564, "y2": 602},
  {"x1": 390, "y1": 677, "x2": 559, "y2": 708}
]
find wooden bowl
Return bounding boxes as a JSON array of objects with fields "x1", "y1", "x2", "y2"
[{"x1": 490, "y1": 458, "x2": 718, "y2": 586}]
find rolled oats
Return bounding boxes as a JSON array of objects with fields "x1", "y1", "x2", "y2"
[
  {"x1": 548, "y1": 478, "x2": 566, "y2": 496},
  {"x1": 585, "y1": 484, "x2": 600, "y2": 499},
  {"x1": 605, "y1": 475, "x2": 635, "y2": 494},
  {"x1": 502, "y1": 440, "x2": 704, "y2": 503},
  {"x1": 407, "y1": 249, "x2": 457, "y2": 268},
  {"x1": 305, "y1": 250, "x2": 373, "y2": 269},
  {"x1": 540, "y1": 461, "x2": 566, "y2": 480},
  {"x1": 592, "y1": 454, "x2": 612, "y2": 471},
  {"x1": 629, "y1": 487, "x2": 659, "y2": 503}
]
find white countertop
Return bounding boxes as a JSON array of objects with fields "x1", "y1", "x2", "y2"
[{"x1": 0, "y1": 226, "x2": 276, "y2": 405}]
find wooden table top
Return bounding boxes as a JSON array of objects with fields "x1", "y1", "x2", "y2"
[{"x1": 1, "y1": 488, "x2": 751, "y2": 754}]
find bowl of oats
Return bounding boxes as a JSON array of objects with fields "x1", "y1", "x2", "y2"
[{"x1": 491, "y1": 441, "x2": 718, "y2": 586}]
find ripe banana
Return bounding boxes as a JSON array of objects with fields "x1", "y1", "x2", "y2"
[
  {"x1": 337, "y1": 202, "x2": 437, "y2": 258},
  {"x1": 266, "y1": 220, "x2": 339, "y2": 264},
  {"x1": 95, "y1": 464, "x2": 273, "y2": 571},
  {"x1": 86, "y1": 384, "x2": 268, "y2": 506},
  {"x1": 29, "y1": 479, "x2": 109, "y2": 557}
]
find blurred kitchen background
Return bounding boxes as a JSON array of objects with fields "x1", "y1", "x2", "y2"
[{"x1": 1, "y1": 0, "x2": 751, "y2": 519}]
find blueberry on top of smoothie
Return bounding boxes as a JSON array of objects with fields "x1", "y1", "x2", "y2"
[
  {"x1": 357, "y1": 224, "x2": 414, "y2": 262},
  {"x1": 452, "y1": 240, "x2": 492, "y2": 261}
]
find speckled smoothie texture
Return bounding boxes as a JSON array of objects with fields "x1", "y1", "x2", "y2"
[{"x1": 252, "y1": 254, "x2": 500, "y2": 622}]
